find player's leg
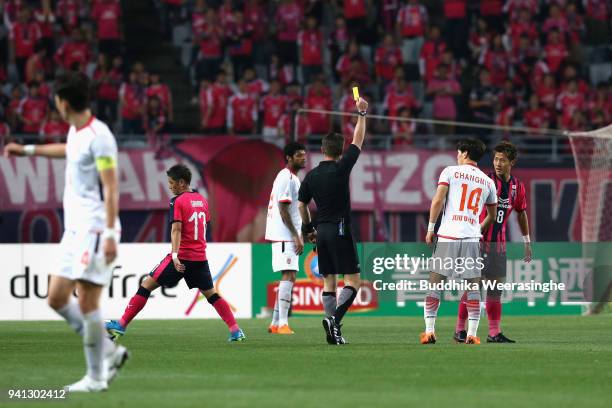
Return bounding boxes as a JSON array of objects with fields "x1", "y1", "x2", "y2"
[
  {"x1": 277, "y1": 270, "x2": 296, "y2": 334},
  {"x1": 48, "y1": 275, "x2": 81, "y2": 334},
  {"x1": 186, "y1": 260, "x2": 245, "y2": 341},
  {"x1": 421, "y1": 271, "x2": 444, "y2": 344},
  {"x1": 322, "y1": 274, "x2": 338, "y2": 317},
  {"x1": 465, "y1": 277, "x2": 482, "y2": 344},
  {"x1": 454, "y1": 291, "x2": 468, "y2": 343},
  {"x1": 334, "y1": 272, "x2": 360, "y2": 325},
  {"x1": 484, "y1": 250, "x2": 515, "y2": 343},
  {"x1": 106, "y1": 256, "x2": 170, "y2": 339}
]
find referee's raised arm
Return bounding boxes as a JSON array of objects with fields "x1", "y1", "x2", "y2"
[{"x1": 351, "y1": 97, "x2": 369, "y2": 150}]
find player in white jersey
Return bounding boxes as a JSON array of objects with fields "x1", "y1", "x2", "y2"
[
  {"x1": 265, "y1": 142, "x2": 307, "y2": 335},
  {"x1": 421, "y1": 138, "x2": 498, "y2": 345},
  {"x1": 3, "y1": 73, "x2": 128, "y2": 392}
]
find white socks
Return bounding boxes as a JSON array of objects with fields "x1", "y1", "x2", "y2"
[
  {"x1": 56, "y1": 298, "x2": 84, "y2": 336},
  {"x1": 277, "y1": 281, "x2": 294, "y2": 326},
  {"x1": 271, "y1": 296, "x2": 279, "y2": 326},
  {"x1": 83, "y1": 310, "x2": 105, "y2": 381}
]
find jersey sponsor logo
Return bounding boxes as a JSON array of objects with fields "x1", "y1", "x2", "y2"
[
  {"x1": 498, "y1": 197, "x2": 512, "y2": 210},
  {"x1": 190, "y1": 200, "x2": 204, "y2": 207}
]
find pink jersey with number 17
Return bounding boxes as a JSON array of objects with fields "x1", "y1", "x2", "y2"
[
  {"x1": 436, "y1": 164, "x2": 497, "y2": 240},
  {"x1": 169, "y1": 190, "x2": 211, "y2": 261}
]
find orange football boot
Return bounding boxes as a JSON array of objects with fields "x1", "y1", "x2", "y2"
[
  {"x1": 420, "y1": 332, "x2": 437, "y2": 344},
  {"x1": 277, "y1": 325, "x2": 295, "y2": 335},
  {"x1": 466, "y1": 335, "x2": 481, "y2": 344},
  {"x1": 268, "y1": 325, "x2": 278, "y2": 334}
]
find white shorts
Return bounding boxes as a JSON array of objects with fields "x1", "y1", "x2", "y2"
[
  {"x1": 271, "y1": 241, "x2": 299, "y2": 272},
  {"x1": 55, "y1": 229, "x2": 120, "y2": 286},
  {"x1": 431, "y1": 237, "x2": 482, "y2": 280}
]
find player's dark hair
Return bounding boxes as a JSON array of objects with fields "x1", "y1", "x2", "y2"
[
  {"x1": 322, "y1": 132, "x2": 344, "y2": 158},
  {"x1": 284, "y1": 142, "x2": 306, "y2": 163},
  {"x1": 457, "y1": 138, "x2": 486, "y2": 162},
  {"x1": 55, "y1": 72, "x2": 91, "y2": 112},
  {"x1": 494, "y1": 140, "x2": 518, "y2": 162},
  {"x1": 166, "y1": 164, "x2": 192, "y2": 185}
]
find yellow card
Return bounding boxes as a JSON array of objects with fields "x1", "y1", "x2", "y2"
[{"x1": 352, "y1": 86, "x2": 360, "y2": 101}]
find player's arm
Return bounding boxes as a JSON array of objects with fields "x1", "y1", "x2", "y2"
[
  {"x1": 98, "y1": 163, "x2": 119, "y2": 264},
  {"x1": 517, "y1": 210, "x2": 532, "y2": 262},
  {"x1": 481, "y1": 204, "x2": 497, "y2": 233},
  {"x1": 351, "y1": 97, "x2": 368, "y2": 150},
  {"x1": 170, "y1": 221, "x2": 185, "y2": 272},
  {"x1": 426, "y1": 184, "x2": 448, "y2": 244},
  {"x1": 280, "y1": 203, "x2": 304, "y2": 255},
  {"x1": 3, "y1": 142, "x2": 66, "y2": 158}
]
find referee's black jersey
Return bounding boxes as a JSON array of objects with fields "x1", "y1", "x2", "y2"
[{"x1": 298, "y1": 144, "x2": 360, "y2": 224}]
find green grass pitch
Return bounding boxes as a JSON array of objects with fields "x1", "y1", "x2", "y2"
[{"x1": 1, "y1": 315, "x2": 611, "y2": 408}]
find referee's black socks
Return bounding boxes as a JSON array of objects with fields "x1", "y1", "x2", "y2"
[{"x1": 333, "y1": 286, "x2": 358, "y2": 324}]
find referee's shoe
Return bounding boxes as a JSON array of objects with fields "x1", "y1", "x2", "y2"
[{"x1": 322, "y1": 316, "x2": 347, "y2": 345}]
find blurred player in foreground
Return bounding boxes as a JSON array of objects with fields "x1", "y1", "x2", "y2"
[
  {"x1": 4, "y1": 73, "x2": 128, "y2": 392},
  {"x1": 423, "y1": 138, "x2": 497, "y2": 345},
  {"x1": 105, "y1": 164, "x2": 246, "y2": 342},
  {"x1": 265, "y1": 142, "x2": 307, "y2": 335},
  {"x1": 454, "y1": 141, "x2": 531, "y2": 343},
  {"x1": 298, "y1": 94, "x2": 368, "y2": 345}
]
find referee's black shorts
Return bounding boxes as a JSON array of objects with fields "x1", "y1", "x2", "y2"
[{"x1": 316, "y1": 223, "x2": 360, "y2": 276}]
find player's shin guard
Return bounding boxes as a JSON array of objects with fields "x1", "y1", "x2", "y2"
[
  {"x1": 56, "y1": 298, "x2": 84, "y2": 335},
  {"x1": 119, "y1": 286, "x2": 151, "y2": 328},
  {"x1": 455, "y1": 291, "x2": 468, "y2": 332},
  {"x1": 486, "y1": 294, "x2": 502, "y2": 337},
  {"x1": 466, "y1": 290, "x2": 481, "y2": 337},
  {"x1": 424, "y1": 290, "x2": 441, "y2": 334},
  {"x1": 333, "y1": 286, "x2": 357, "y2": 324},
  {"x1": 83, "y1": 310, "x2": 105, "y2": 381},
  {"x1": 277, "y1": 281, "x2": 293, "y2": 326},
  {"x1": 322, "y1": 291, "x2": 337, "y2": 317},
  {"x1": 208, "y1": 293, "x2": 239, "y2": 332}
]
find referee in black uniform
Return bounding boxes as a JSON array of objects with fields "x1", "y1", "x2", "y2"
[{"x1": 297, "y1": 96, "x2": 368, "y2": 345}]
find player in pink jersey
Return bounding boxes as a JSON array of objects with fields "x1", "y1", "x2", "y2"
[
  {"x1": 422, "y1": 138, "x2": 497, "y2": 345},
  {"x1": 454, "y1": 141, "x2": 532, "y2": 343},
  {"x1": 105, "y1": 164, "x2": 245, "y2": 342}
]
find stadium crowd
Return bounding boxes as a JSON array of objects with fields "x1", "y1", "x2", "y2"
[{"x1": 1, "y1": 0, "x2": 611, "y2": 150}]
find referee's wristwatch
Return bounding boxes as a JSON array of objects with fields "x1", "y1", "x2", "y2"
[{"x1": 357, "y1": 110, "x2": 367, "y2": 117}]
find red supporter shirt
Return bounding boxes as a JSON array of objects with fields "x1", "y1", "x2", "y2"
[
  {"x1": 247, "y1": 79, "x2": 268, "y2": 101},
  {"x1": 260, "y1": 94, "x2": 287, "y2": 128},
  {"x1": 199, "y1": 23, "x2": 223, "y2": 58},
  {"x1": 344, "y1": 0, "x2": 367, "y2": 19},
  {"x1": 119, "y1": 83, "x2": 143, "y2": 119},
  {"x1": 25, "y1": 54, "x2": 44, "y2": 83},
  {"x1": 419, "y1": 40, "x2": 446, "y2": 83},
  {"x1": 480, "y1": 0, "x2": 503, "y2": 16},
  {"x1": 480, "y1": 48, "x2": 510, "y2": 86},
  {"x1": 305, "y1": 94, "x2": 333, "y2": 134},
  {"x1": 94, "y1": 68, "x2": 122, "y2": 101},
  {"x1": 170, "y1": 190, "x2": 210, "y2": 261},
  {"x1": 545, "y1": 43, "x2": 568, "y2": 73},
  {"x1": 40, "y1": 120, "x2": 69, "y2": 142},
  {"x1": 524, "y1": 108, "x2": 550, "y2": 129},
  {"x1": 586, "y1": 0, "x2": 609, "y2": 21},
  {"x1": 384, "y1": 89, "x2": 419, "y2": 118},
  {"x1": 339, "y1": 93, "x2": 356, "y2": 126},
  {"x1": 147, "y1": 84, "x2": 171, "y2": 112},
  {"x1": 375, "y1": 46, "x2": 403, "y2": 81},
  {"x1": 56, "y1": 0, "x2": 80, "y2": 30},
  {"x1": 397, "y1": 5, "x2": 428, "y2": 37},
  {"x1": 10, "y1": 22, "x2": 42, "y2": 58},
  {"x1": 227, "y1": 93, "x2": 257, "y2": 132},
  {"x1": 55, "y1": 42, "x2": 90, "y2": 70},
  {"x1": 297, "y1": 29, "x2": 324, "y2": 66},
  {"x1": 503, "y1": 0, "x2": 538, "y2": 21},
  {"x1": 536, "y1": 84, "x2": 557, "y2": 110},
  {"x1": 556, "y1": 91, "x2": 585, "y2": 127},
  {"x1": 33, "y1": 9, "x2": 54, "y2": 37},
  {"x1": 244, "y1": 3, "x2": 267, "y2": 40},
  {"x1": 18, "y1": 97, "x2": 48, "y2": 133},
  {"x1": 206, "y1": 84, "x2": 233, "y2": 128},
  {"x1": 192, "y1": 10, "x2": 205, "y2": 38},
  {"x1": 481, "y1": 173, "x2": 527, "y2": 248},
  {"x1": 279, "y1": 114, "x2": 311, "y2": 143},
  {"x1": 443, "y1": 0, "x2": 467, "y2": 18},
  {"x1": 91, "y1": 1, "x2": 121, "y2": 40},
  {"x1": 275, "y1": 3, "x2": 302, "y2": 41}
]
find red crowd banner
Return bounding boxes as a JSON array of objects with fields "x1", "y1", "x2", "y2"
[{"x1": 0, "y1": 143, "x2": 581, "y2": 241}]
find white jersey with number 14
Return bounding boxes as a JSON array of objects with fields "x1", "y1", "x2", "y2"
[{"x1": 436, "y1": 164, "x2": 497, "y2": 239}]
